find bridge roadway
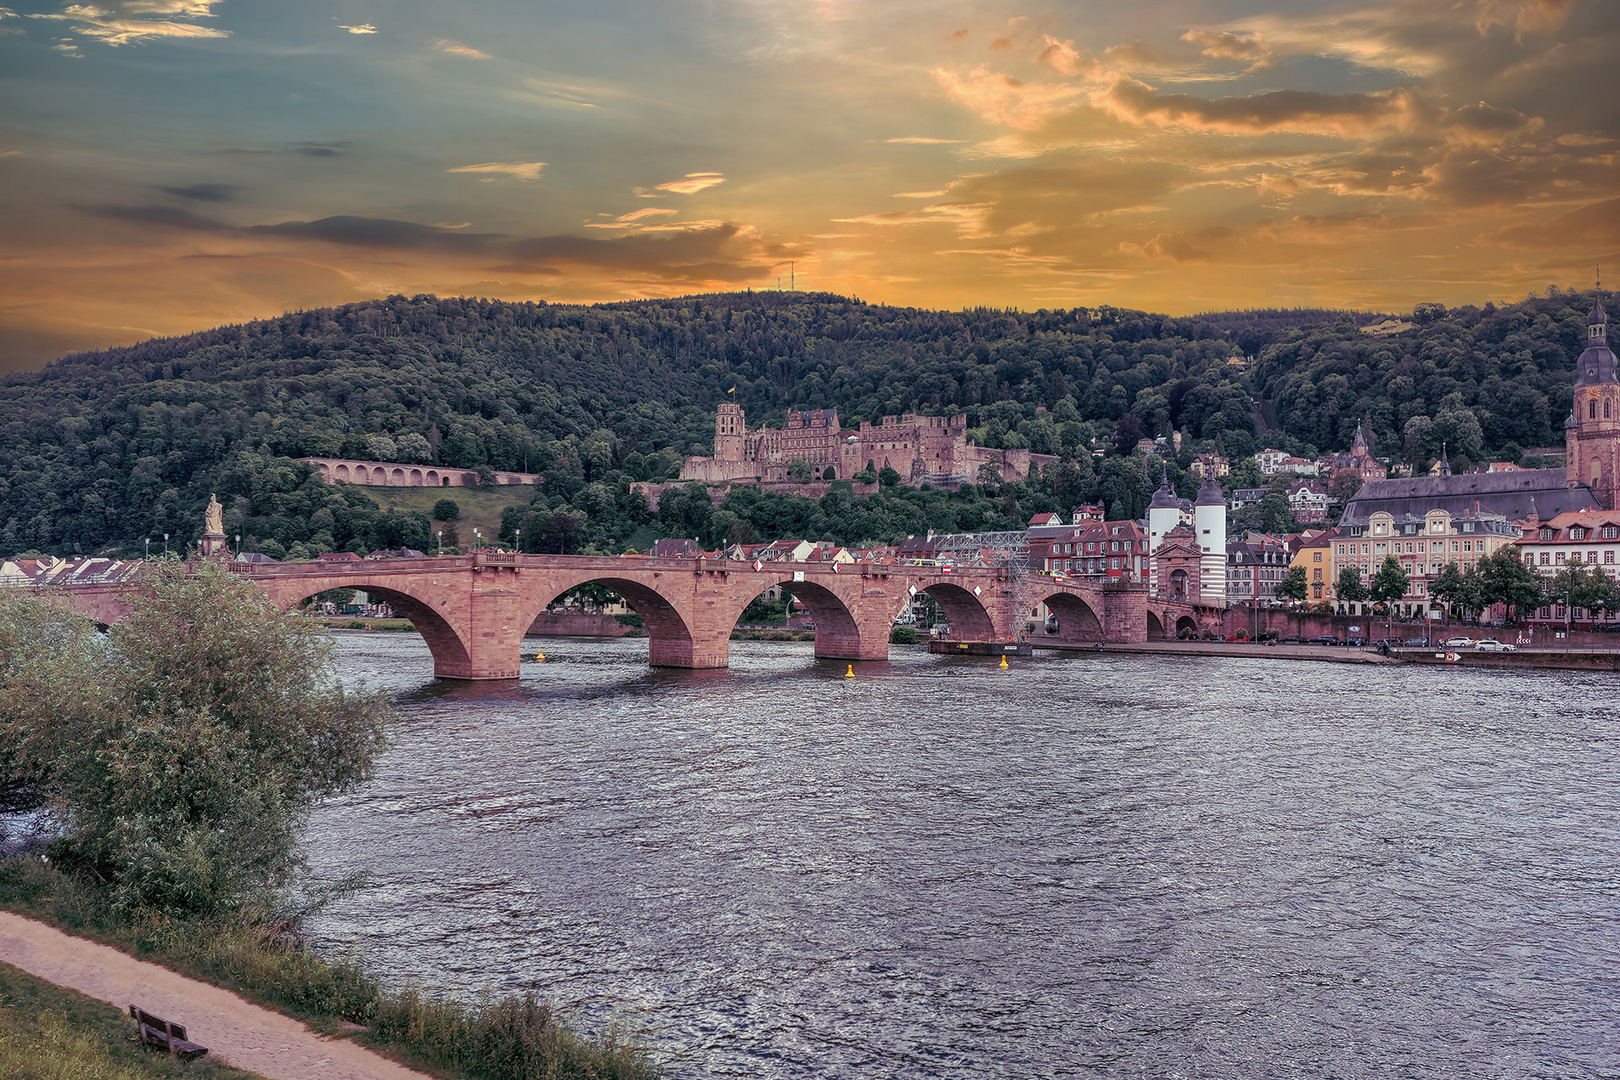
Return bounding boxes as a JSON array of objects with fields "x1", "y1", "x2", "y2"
[{"x1": 60, "y1": 552, "x2": 1211, "y2": 680}]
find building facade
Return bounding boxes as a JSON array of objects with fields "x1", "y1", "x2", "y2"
[
  {"x1": 1517, "y1": 509, "x2": 1620, "y2": 627},
  {"x1": 1332, "y1": 507, "x2": 1522, "y2": 617},
  {"x1": 1226, "y1": 535, "x2": 1291, "y2": 606}
]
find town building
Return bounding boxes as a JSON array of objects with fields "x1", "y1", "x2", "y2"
[
  {"x1": 1332, "y1": 507, "x2": 1522, "y2": 618},
  {"x1": 1286, "y1": 480, "x2": 1331, "y2": 524},
  {"x1": 1029, "y1": 520, "x2": 1150, "y2": 583},
  {"x1": 1290, "y1": 529, "x2": 1336, "y2": 604},
  {"x1": 1517, "y1": 509, "x2": 1620, "y2": 627},
  {"x1": 680, "y1": 403, "x2": 1055, "y2": 488},
  {"x1": 1226, "y1": 534, "x2": 1291, "y2": 606}
]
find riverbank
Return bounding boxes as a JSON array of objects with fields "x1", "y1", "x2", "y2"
[{"x1": 1033, "y1": 640, "x2": 1401, "y2": 664}]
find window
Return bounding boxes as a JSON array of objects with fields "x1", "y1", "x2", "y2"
[
  {"x1": 1540, "y1": 552, "x2": 1551, "y2": 565},
  {"x1": 1590, "y1": 551, "x2": 1600, "y2": 564},
  {"x1": 1603, "y1": 526, "x2": 1618, "y2": 539},
  {"x1": 1607, "y1": 551, "x2": 1615, "y2": 564},
  {"x1": 1557, "y1": 552, "x2": 1566, "y2": 564},
  {"x1": 1571, "y1": 527, "x2": 1587, "y2": 540},
  {"x1": 1540, "y1": 528, "x2": 1555, "y2": 541},
  {"x1": 1591, "y1": 401, "x2": 1598, "y2": 419},
  {"x1": 1607, "y1": 400, "x2": 1612, "y2": 419},
  {"x1": 1313, "y1": 568, "x2": 1322, "y2": 580},
  {"x1": 1314, "y1": 552, "x2": 1322, "y2": 562},
  {"x1": 1417, "y1": 542, "x2": 1426, "y2": 553},
  {"x1": 1375, "y1": 543, "x2": 1387, "y2": 554},
  {"x1": 1451, "y1": 541, "x2": 1460, "y2": 552}
]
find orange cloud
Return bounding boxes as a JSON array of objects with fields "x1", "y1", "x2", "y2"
[{"x1": 932, "y1": 64, "x2": 1084, "y2": 131}]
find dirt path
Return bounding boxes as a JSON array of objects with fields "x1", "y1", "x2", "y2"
[{"x1": 0, "y1": 911, "x2": 437, "y2": 1080}]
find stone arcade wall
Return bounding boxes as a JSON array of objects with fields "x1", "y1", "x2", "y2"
[{"x1": 299, "y1": 457, "x2": 541, "y2": 488}]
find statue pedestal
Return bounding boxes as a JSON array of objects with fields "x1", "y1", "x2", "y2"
[{"x1": 199, "y1": 532, "x2": 228, "y2": 558}]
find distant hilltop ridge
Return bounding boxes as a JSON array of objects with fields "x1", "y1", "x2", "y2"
[{"x1": 0, "y1": 286, "x2": 1608, "y2": 559}]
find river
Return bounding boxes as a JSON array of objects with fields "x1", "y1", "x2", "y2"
[{"x1": 306, "y1": 632, "x2": 1620, "y2": 1079}]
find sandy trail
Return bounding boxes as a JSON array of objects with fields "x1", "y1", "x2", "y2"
[{"x1": 0, "y1": 911, "x2": 437, "y2": 1080}]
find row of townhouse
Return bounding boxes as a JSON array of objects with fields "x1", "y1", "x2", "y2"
[
  {"x1": 1516, "y1": 510, "x2": 1620, "y2": 626},
  {"x1": 1026, "y1": 519, "x2": 1151, "y2": 583}
]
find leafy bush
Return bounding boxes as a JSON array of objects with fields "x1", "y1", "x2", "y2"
[{"x1": 889, "y1": 625, "x2": 918, "y2": 644}]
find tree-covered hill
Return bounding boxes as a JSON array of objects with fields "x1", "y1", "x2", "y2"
[{"x1": 0, "y1": 285, "x2": 1605, "y2": 557}]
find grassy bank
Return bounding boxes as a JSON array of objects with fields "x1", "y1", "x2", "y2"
[
  {"x1": 0, "y1": 858, "x2": 659, "y2": 1080},
  {"x1": 0, "y1": 961, "x2": 266, "y2": 1080},
  {"x1": 360, "y1": 485, "x2": 536, "y2": 549}
]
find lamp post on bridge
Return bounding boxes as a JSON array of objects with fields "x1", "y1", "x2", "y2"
[
  {"x1": 144, "y1": 538, "x2": 150, "y2": 559},
  {"x1": 514, "y1": 528, "x2": 520, "y2": 555},
  {"x1": 473, "y1": 528, "x2": 481, "y2": 551},
  {"x1": 436, "y1": 530, "x2": 443, "y2": 555},
  {"x1": 234, "y1": 534, "x2": 240, "y2": 559},
  {"x1": 162, "y1": 533, "x2": 168, "y2": 558}
]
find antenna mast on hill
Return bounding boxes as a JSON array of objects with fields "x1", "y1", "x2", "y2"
[{"x1": 792, "y1": 262, "x2": 795, "y2": 291}]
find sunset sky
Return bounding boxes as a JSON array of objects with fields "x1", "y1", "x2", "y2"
[{"x1": 1, "y1": 0, "x2": 1616, "y2": 370}]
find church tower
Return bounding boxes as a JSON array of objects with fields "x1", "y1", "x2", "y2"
[
  {"x1": 1566, "y1": 295, "x2": 1619, "y2": 510},
  {"x1": 714, "y1": 402, "x2": 747, "y2": 463}
]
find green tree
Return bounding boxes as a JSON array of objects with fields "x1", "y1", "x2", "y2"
[
  {"x1": 432, "y1": 498, "x2": 460, "y2": 521},
  {"x1": 1335, "y1": 565, "x2": 1369, "y2": 609},
  {"x1": 788, "y1": 458, "x2": 813, "y2": 483},
  {"x1": 1274, "y1": 564, "x2": 1309, "y2": 638},
  {"x1": 0, "y1": 563, "x2": 392, "y2": 916},
  {"x1": 1369, "y1": 554, "x2": 1409, "y2": 635},
  {"x1": 1274, "y1": 565, "x2": 1308, "y2": 603},
  {"x1": 1547, "y1": 562, "x2": 1619, "y2": 631},
  {"x1": 1477, "y1": 545, "x2": 1544, "y2": 624}
]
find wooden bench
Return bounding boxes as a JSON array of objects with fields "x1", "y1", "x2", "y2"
[{"x1": 129, "y1": 1004, "x2": 209, "y2": 1061}]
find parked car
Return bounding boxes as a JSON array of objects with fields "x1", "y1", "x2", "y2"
[
  {"x1": 1373, "y1": 637, "x2": 1401, "y2": 649},
  {"x1": 1475, "y1": 638, "x2": 1517, "y2": 652},
  {"x1": 1345, "y1": 636, "x2": 1365, "y2": 647},
  {"x1": 1402, "y1": 637, "x2": 1429, "y2": 648},
  {"x1": 1273, "y1": 635, "x2": 1304, "y2": 645},
  {"x1": 1309, "y1": 635, "x2": 1340, "y2": 645},
  {"x1": 1439, "y1": 636, "x2": 1476, "y2": 648}
]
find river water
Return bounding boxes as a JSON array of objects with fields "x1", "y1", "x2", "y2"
[{"x1": 306, "y1": 632, "x2": 1620, "y2": 1079}]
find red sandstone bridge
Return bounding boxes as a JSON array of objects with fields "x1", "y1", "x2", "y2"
[{"x1": 58, "y1": 552, "x2": 1212, "y2": 680}]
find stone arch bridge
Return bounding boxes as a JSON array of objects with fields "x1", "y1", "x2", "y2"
[{"x1": 59, "y1": 553, "x2": 1212, "y2": 680}]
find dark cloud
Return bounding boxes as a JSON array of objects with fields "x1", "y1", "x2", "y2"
[
  {"x1": 159, "y1": 183, "x2": 241, "y2": 203},
  {"x1": 78, "y1": 205, "x2": 770, "y2": 283},
  {"x1": 1486, "y1": 197, "x2": 1620, "y2": 249},
  {"x1": 88, "y1": 204, "x2": 228, "y2": 231},
  {"x1": 245, "y1": 215, "x2": 501, "y2": 252},
  {"x1": 294, "y1": 143, "x2": 350, "y2": 157},
  {"x1": 1102, "y1": 78, "x2": 1424, "y2": 135}
]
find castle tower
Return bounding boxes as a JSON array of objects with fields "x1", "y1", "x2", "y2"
[
  {"x1": 1566, "y1": 296, "x2": 1619, "y2": 510},
  {"x1": 1194, "y1": 470, "x2": 1227, "y2": 608},
  {"x1": 1147, "y1": 467, "x2": 1181, "y2": 594},
  {"x1": 714, "y1": 402, "x2": 747, "y2": 463}
]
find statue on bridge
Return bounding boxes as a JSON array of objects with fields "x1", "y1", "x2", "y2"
[{"x1": 199, "y1": 493, "x2": 227, "y2": 557}]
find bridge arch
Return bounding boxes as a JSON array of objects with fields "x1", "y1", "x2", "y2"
[
  {"x1": 915, "y1": 581, "x2": 996, "y2": 641},
  {"x1": 1174, "y1": 614, "x2": 1199, "y2": 638},
  {"x1": 529, "y1": 575, "x2": 703, "y2": 668},
  {"x1": 1033, "y1": 589, "x2": 1104, "y2": 643},
  {"x1": 1146, "y1": 610, "x2": 1168, "y2": 641},
  {"x1": 721, "y1": 576, "x2": 874, "y2": 660},
  {"x1": 265, "y1": 579, "x2": 475, "y2": 678}
]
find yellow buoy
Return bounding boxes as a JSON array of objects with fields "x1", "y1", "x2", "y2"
[
  {"x1": 845, "y1": 664, "x2": 855, "y2": 679},
  {"x1": 999, "y1": 654, "x2": 1010, "y2": 669},
  {"x1": 535, "y1": 649, "x2": 545, "y2": 662}
]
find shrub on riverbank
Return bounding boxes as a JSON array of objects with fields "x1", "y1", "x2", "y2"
[{"x1": 0, "y1": 857, "x2": 661, "y2": 1079}]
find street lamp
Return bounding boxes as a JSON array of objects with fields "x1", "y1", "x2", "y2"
[
  {"x1": 473, "y1": 528, "x2": 481, "y2": 551},
  {"x1": 234, "y1": 534, "x2": 240, "y2": 559},
  {"x1": 162, "y1": 533, "x2": 169, "y2": 557},
  {"x1": 144, "y1": 538, "x2": 150, "y2": 559},
  {"x1": 436, "y1": 530, "x2": 443, "y2": 555},
  {"x1": 514, "y1": 528, "x2": 520, "y2": 554}
]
